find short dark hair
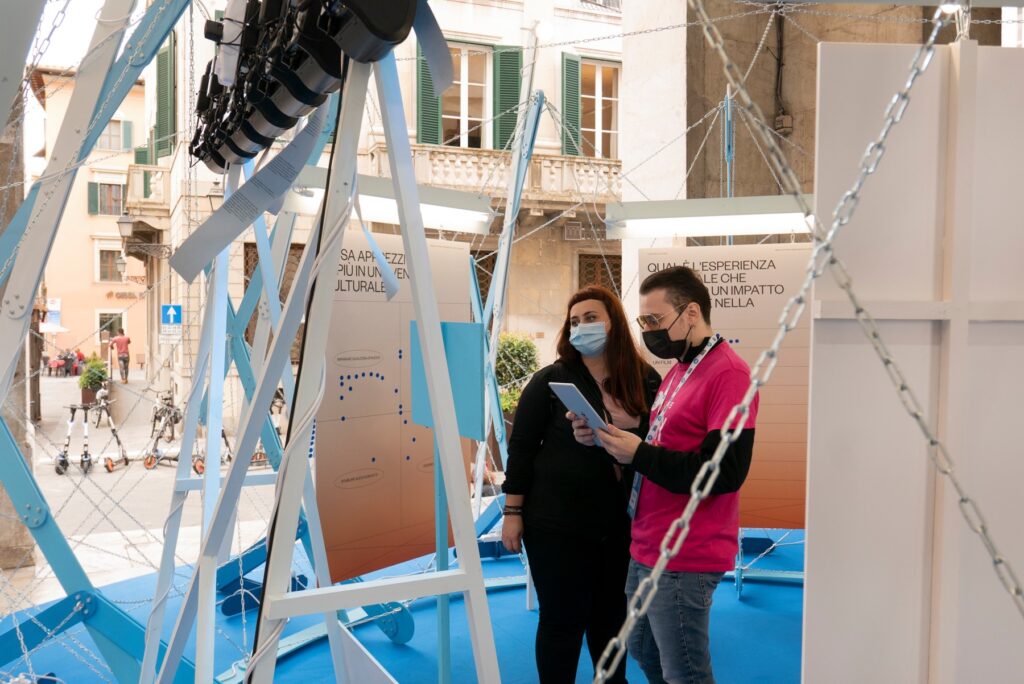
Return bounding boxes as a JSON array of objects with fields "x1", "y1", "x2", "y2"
[
  {"x1": 117, "y1": 328, "x2": 125, "y2": 335},
  {"x1": 640, "y1": 266, "x2": 712, "y2": 324}
]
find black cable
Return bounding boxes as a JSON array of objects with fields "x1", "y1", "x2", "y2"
[
  {"x1": 774, "y1": 6, "x2": 787, "y2": 120},
  {"x1": 247, "y1": 56, "x2": 349, "y2": 680}
]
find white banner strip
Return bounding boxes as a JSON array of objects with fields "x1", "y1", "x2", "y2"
[{"x1": 170, "y1": 105, "x2": 327, "y2": 283}]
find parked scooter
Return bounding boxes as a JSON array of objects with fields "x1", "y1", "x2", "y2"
[
  {"x1": 142, "y1": 389, "x2": 183, "y2": 469},
  {"x1": 55, "y1": 404, "x2": 92, "y2": 475},
  {"x1": 93, "y1": 384, "x2": 130, "y2": 473}
]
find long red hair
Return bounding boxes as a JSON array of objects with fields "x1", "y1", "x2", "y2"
[{"x1": 556, "y1": 286, "x2": 649, "y2": 418}]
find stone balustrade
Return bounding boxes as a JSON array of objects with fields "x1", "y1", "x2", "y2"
[
  {"x1": 359, "y1": 143, "x2": 621, "y2": 205},
  {"x1": 125, "y1": 164, "x2": 171, "y2": 216}
]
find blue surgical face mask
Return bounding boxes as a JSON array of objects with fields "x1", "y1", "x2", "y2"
[{"x1": 569, "y1": 322, "x2": 608, "y2": 357}]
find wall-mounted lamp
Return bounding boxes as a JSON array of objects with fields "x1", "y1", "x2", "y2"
[{"x1": 116, "y1": 212, "x2": 134, "y2": 239}]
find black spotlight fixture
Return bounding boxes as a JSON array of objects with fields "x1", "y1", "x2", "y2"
[{"x1": 190, "y1": 0, "x2": 418, "y2": 174}]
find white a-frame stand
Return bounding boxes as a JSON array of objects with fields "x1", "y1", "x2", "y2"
[{"x1": 155, "y1": 55, "x2": 501, "y2": 684}]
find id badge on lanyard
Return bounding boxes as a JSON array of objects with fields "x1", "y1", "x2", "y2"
[{"x1": 628, "y1": 333, "x2": 722, "y2": 518}]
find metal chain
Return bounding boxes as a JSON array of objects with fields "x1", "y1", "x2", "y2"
[
  {"x1": 397, "y1": 6, "x2": 775, "y2": 63},
  {"x1": 780, "y1": 4, "x2": 1024, "y2": 25},
  {"x1": 780, "y1": 11, "x2": 823, "y2": 46},
  {"x1": 0, "y1": 0, "x2": 71, "y2": 261},
  {"x1": 0, "y1": 296, "x2": 208, "y2": 603},
  {"x1": 0, "y1": 1, "x2": 168, "y2": 285},
  {"x1": 742, "y1": 10, "x2": 776, "y2": 84},
  {"x1": 739, "y1": 529, "x2": 799, "y2": 571},
  {"x1": 0, "y1": 575, "x2": 114, "y2": 683},
  {"x1": 2, "y1": 0, "x2": 70, "y2": 158},
  {"x1": 7, "y1": 5, "x2": 149, "y2": 129},
  {"x1": 594, "y1": 5, "x2": 1021, "y2": 680},
  {"x1": 778, "y1": 4, "x2": 932, "y2": 25}
]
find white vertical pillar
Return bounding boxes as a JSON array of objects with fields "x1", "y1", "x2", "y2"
[
  {"x1": 245, "y1": 61, "x2": 372, "y2": 684},
  {"x1": 374, "y1": 53, "x2": 501, "y2": 684},
  {"x1": 194, "y1": 165, "x2": 239, "y2": 682}
]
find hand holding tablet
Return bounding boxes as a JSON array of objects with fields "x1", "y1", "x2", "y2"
[{"x1": 550, "y1": 382, "x2": 608, "y2": 446}]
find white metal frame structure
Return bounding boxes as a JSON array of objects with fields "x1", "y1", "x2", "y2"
[
  {"x1": 151, "y1": 54, "x2": 500, "y2": 683},
  {"x1": 6, "y1": 2, "x2": 1022, "y2": 683},
  {"x1": 0, "y1": 2, "x2": 198, "y2": 681}
]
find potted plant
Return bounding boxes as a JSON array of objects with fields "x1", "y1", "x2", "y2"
[
  {"x1": 488, "y1": 333, "x2": 539, "y2": 484},
  {"x1": 78, "y1": 356, "x2": 109, "y2": 404},
  {"x1": 495, "y1": 332, "x2": 539, "y2": 421}
]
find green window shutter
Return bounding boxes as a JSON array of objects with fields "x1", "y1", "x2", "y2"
[
  {"x1": 492, "y1": 46, "x2": 522, "y2": 151},
  {"x1": 87, "y1": 182, "x2": 99, "y2": 214},
  {"x1": 561, "y1": 53, "x2": 581, "y2": 156},
  {"x1": 134, "y1": 145, "x2": 152, "y2": 198},
  {"x1": 155, "y1": 33, "x2": 176, "y2": 159},
  {"x1": 121, "y1": 120, "x2": 133, "y2": 150},
  {"x1": 416, "y1": 42, "x2": 441, "y2": 145}
]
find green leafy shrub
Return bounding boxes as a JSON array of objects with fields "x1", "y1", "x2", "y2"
[
  {"x1": 78, "y1": 356, "x2": 109, "y2": 391},
  {"x1": 496, "y1": 333, "x2": 538, "y2": 415}
]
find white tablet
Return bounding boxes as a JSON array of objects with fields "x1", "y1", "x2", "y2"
[{"x1": 549, "y1": 382, "x2": 608, "y2": 447}]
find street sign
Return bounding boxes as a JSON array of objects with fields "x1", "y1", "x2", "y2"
[
  {"x1": 160, "y1": 304, "x2": 182, "y2": 344},
  {"x1": 161, "y1": 304, "x2": 182, "y2": 325}
]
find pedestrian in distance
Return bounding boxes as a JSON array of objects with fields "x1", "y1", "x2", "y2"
[{"x1": 110, "y1": 329, "x2": 132, "y2": 384}]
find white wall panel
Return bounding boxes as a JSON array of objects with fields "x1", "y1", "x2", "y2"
[
  {"x1": 808, "y1": 41, "x2": 1024, "y2": 683},
  {"x1": 805, "y1": 320, "x2": 938, "y2": 682},
  {"x1": 813, "y1": 44, "x2": 947, "y2": 304}
]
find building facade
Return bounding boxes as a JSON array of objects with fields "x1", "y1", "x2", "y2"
[
  {"x1": 26, "y1": 69, "x2": 151, "y2": 368},
  {"x1": 118, "y1": 0, "x2": 629, "y2": 407}
]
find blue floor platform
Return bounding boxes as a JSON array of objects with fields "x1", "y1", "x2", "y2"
[{"x1": 1, "y1": 529, "x2": 804, "y2": 682}]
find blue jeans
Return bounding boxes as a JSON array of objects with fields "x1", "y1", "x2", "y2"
[{"x1": 624, "y1": 558, "x2": 723, "y2": 684}]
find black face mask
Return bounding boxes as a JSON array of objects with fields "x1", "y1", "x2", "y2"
[{"x1": 643, "y1": 324, "x2": 694, "y2": 360}]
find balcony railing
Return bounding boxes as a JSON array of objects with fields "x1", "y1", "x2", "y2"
[
  {"x1": 125, "y1": 164, "x2": 171, "y2": 215},
  {"x1": 124, "y1": 146, "x2": 621, "y2": 221},
  {"x1": 359, "y1": 143, "x2": 622, "y2": 205}
]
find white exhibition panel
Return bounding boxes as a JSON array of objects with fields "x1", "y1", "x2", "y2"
[
  {"x1": 807, "y1": 41, "x2": 1024, "y2": 683},
  {"x1": 805, "y1": 320, "x2": 939, "y2": 682},
  {"x1": 969, "y1": 49, "x2": 1024, "y2": 302},
  {"x1": 639, "y1": 244, "x2": 812, "y2": 529},
  {"x1": 315, "y1": 231, "x2": 471, "y2": 583},
  {"x1": 815, "y1": 45, "x2": 947, "y2": 304},
  {"x1": 958, "y1": 322, "x2": 1024, "y2": 681},
  {"x1": 946, "y1": 46, "x2": 1024, "y2": 682}
]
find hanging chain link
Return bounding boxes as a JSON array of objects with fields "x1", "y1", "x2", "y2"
[
  {"x1": 594, "y1": 4, "x2": 1023, "y2": 681},
  {"x1": 0, "y1": 0, "x2": 72, "y2": 253},
  {"x1": 0, "y1": 1, "x2": 168, "y2": 285}
]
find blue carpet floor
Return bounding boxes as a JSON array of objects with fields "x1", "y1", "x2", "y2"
[{"x1": 1, "y1": 530, "x2": 803, "y2": 683}]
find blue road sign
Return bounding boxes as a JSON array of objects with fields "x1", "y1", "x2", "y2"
[{"x1": 161, "y1": 304, "x2": 182, "y2": 326}]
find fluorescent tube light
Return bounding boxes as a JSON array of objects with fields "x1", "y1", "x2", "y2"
[
  {"x1": 290, "y1": 168, "x2": 495, "y2": 235},
  {"x1": 605, "y1": 195, "x2": 813, "y2": 239}
]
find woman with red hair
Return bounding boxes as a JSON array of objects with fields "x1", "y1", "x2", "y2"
[{"x1": 502, "y1": 285, "x2": 661, "y2": 683}]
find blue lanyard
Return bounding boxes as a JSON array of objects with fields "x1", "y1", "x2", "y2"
[{"x1": 629, "y1": 333, "x2": 722, "y2": 518}]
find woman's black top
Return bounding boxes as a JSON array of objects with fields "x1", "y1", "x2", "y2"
[{"x1": 502, "y1": 358, "x2": 662, "y2": 540}]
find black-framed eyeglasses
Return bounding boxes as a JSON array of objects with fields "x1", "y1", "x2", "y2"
[{"x1": 635, "y1": 304, "x2": 687, "y2": 331}]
